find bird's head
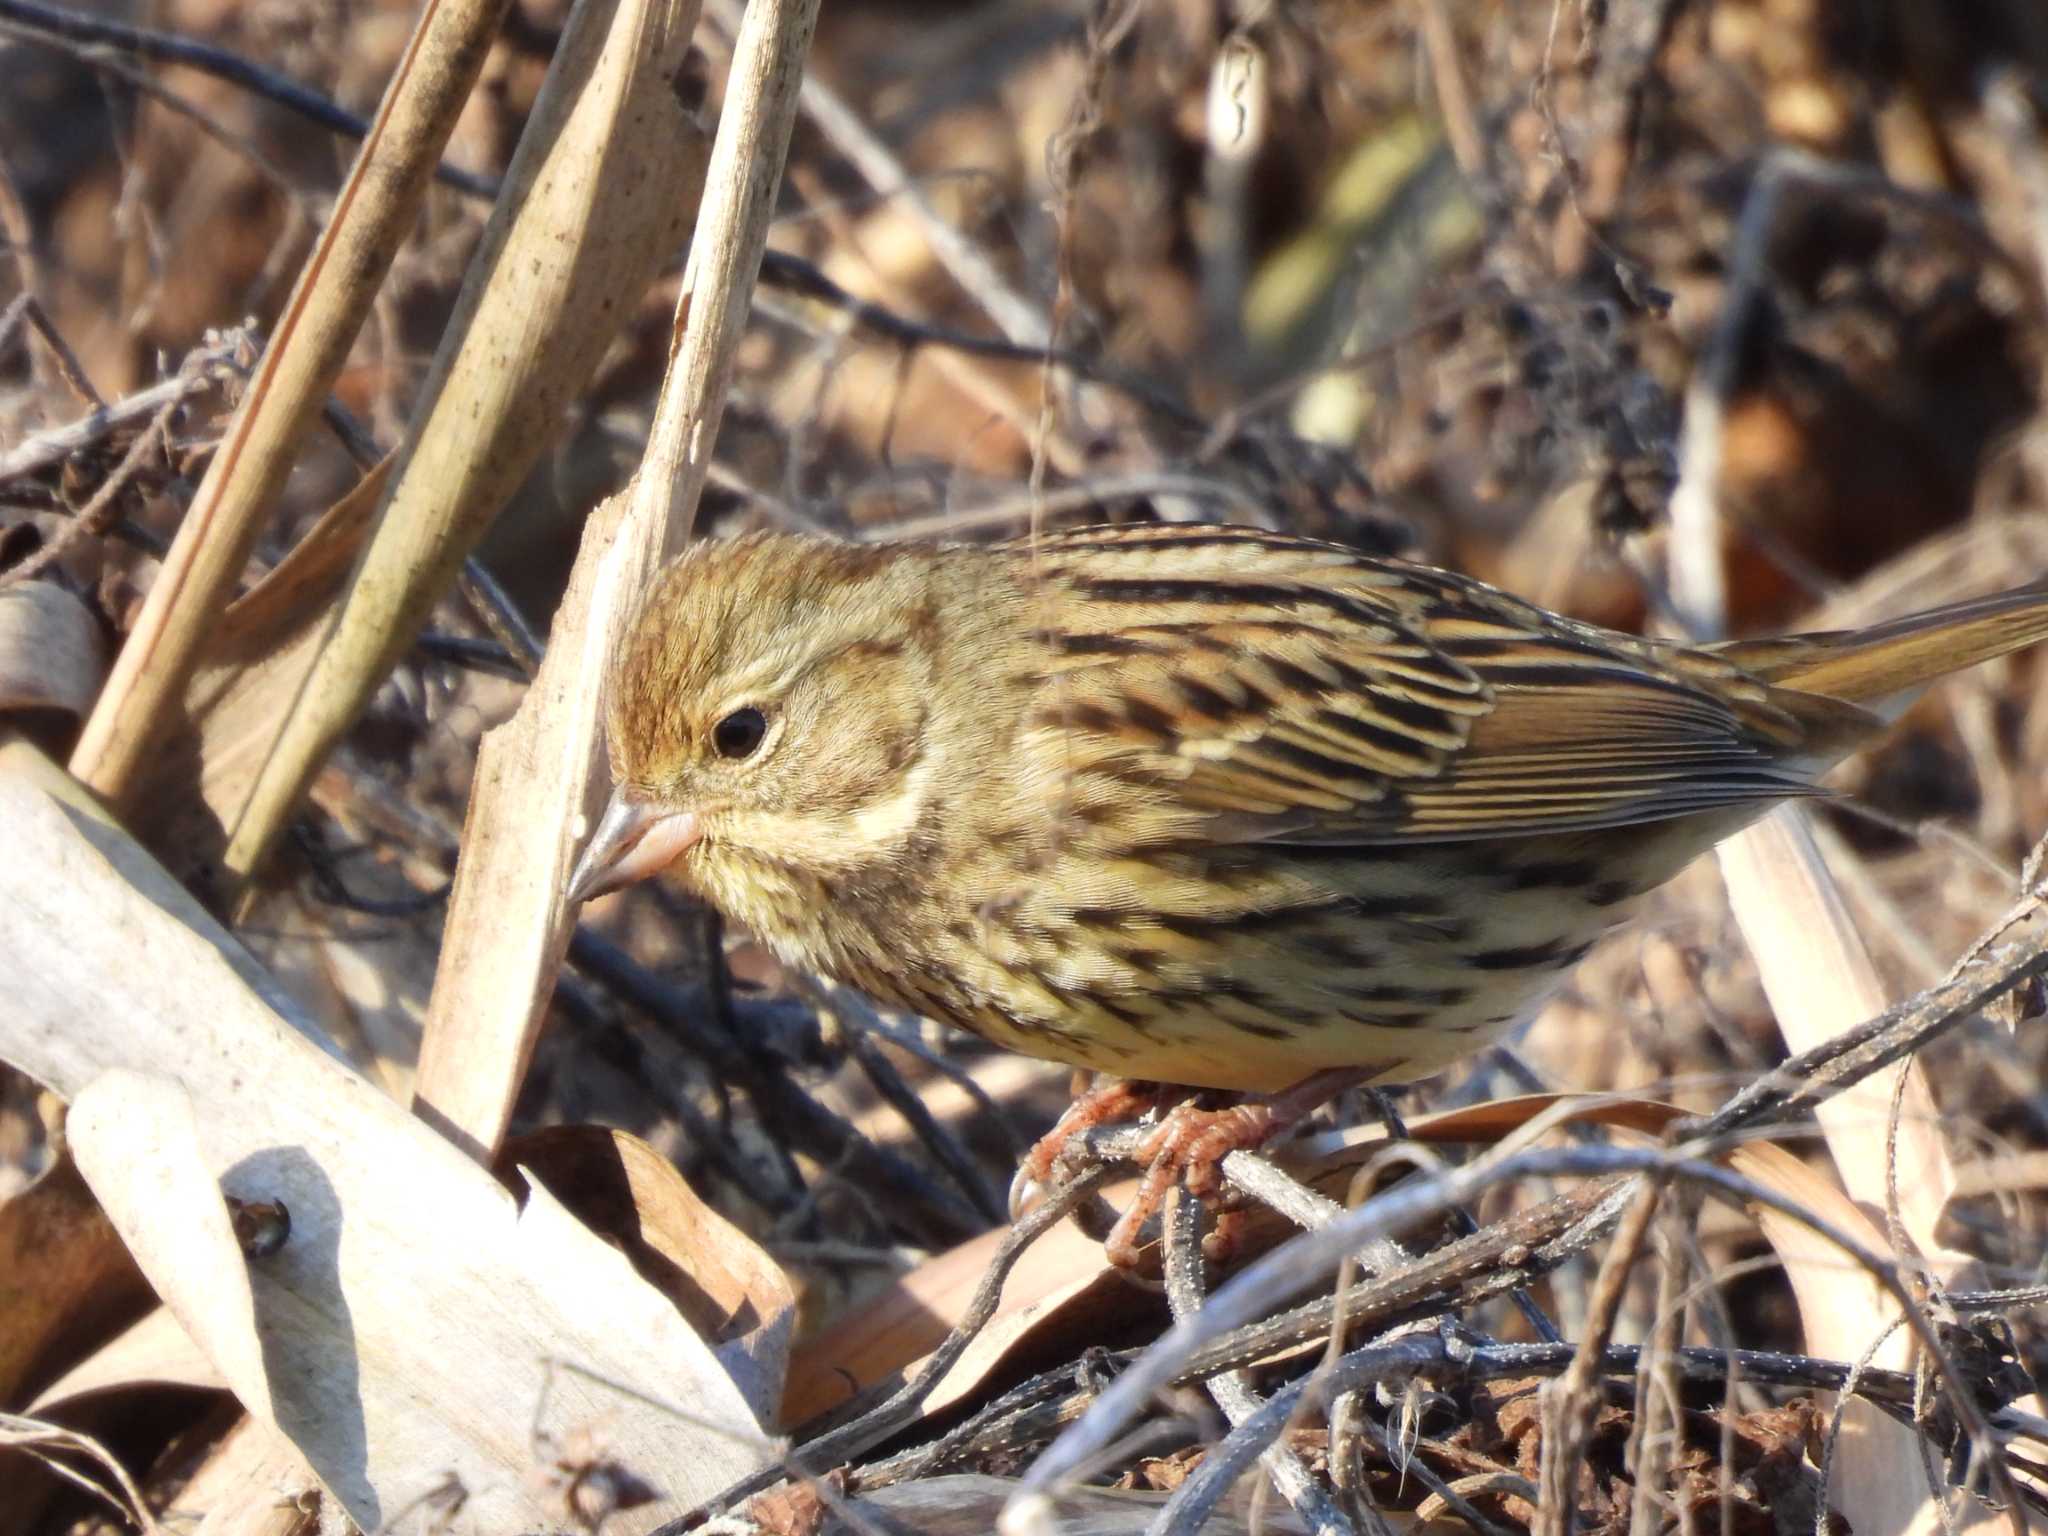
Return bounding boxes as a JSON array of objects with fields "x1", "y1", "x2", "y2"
[{"x1": 568, "y1": 533, "x2": 965, "y2": 916}]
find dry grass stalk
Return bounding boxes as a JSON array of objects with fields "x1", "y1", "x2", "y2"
[
  {"x1": 66, "y1": 0, "x2": 515, "y2": 807},
  {"x1": 210, "y1": 0, "x2": 711, "y2": 902}
]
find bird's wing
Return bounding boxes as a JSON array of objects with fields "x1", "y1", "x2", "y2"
[{"x1": 1014, "y1": 524, "x2": 1879, "y2": 844}]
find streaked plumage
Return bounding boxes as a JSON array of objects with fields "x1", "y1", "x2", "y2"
[{"x1": 575, "y1": 523, "x2": 2048, "y2": 1100}]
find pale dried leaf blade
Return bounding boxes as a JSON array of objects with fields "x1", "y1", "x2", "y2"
[
  {"x1": 1718, "y1": 806, "x2": 1959, "y2": 1259},
  {"x1": 0, "y1": 581, "x2": 104, "y2": 718},
  {"x1": 1731, "y1": 1138, "x2": 2008, "y2": 1536},
  {"x1": 0, "y1": 765, "x2": 774, "y2": 1531},
  {"x1": 1717, "y1": 811, "x2": 1981, "y2": 1532},
  {"x1": 414, "y1": 488, "x2": 649, "y2": 1158},
  {"x1": 414, "y1": 0, "x2": 818, "y2": 1156},
  {"x1": 66, "y1": 1072, "x2": 273, "y2": 1434}
]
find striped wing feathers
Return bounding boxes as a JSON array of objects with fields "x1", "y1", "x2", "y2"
[{"x1": 1012, "y1": 525, "x2": 1870, "y2": 843}]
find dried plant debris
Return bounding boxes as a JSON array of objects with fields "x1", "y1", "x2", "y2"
[{"x1": 6, "y1": 0, "x2": 2048, "y2": 1532}]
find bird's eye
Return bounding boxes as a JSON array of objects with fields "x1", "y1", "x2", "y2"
[{"x1": 711, "y1": 706, "x2": 769, "y2": 760}]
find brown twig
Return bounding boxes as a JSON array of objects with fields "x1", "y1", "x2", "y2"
[
  {"x1": 0, "y1": 0, "x2": 500, "y2": 198},
  {"x1": 0, "y1": 361, "x2": 188, "y2": 587},
  {"x1": 1006, "y1": 1141, "x2": 2031, "y2": 1536},
  {"x1": 1536, "y1": 1173, "x2": 1663, "y2": 1536},
  {"x1": 0, "y1": 329, "x2": 250, "y2": 489}
]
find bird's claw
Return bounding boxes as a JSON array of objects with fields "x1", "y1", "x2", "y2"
[
  {"x1": 1102, "y1": 1098, "x2": 1280, "y2": 1268},
  {"x1": 1014, "y1": 1079, "x2": 1172, "y2": 1218}
]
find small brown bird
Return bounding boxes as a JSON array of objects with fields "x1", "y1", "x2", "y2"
[{"x1": 570, "y1": 523, "x2": 2048, "y2": 1256}]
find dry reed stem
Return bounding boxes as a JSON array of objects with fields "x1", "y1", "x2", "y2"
[
  {"x1": 68, "y1": 0, "x2": 513, "y2": 805},
  {"x1": 212, "y1": 0, "x2": 709, "y2": 902}
]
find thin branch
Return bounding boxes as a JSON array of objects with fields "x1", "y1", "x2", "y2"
[
  {"x1": 1158, "y1": 1188, "x2": 1355, "y2": 1536},
  {"x1": 0, "y1": 330, "x2": 250, "y2": 488},
  {"x1": 1006, "y1": 1143, "x2": 2027, "y2": 1536},
  {"x1": 0, "y1": 0, "x2": 500, "y2": 198}
]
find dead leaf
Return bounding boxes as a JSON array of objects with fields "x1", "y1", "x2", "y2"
[
  {"x1": 0, "y1": 756, "x2": 776, "y2": 1531},
  {"x1": 29, "y1": 1306, "x2": 224, "y2": 1413},
  {"x1": 0, "y1": 580, "x2": 104, "y2": 719},
  {"x1": 0, "y1": 1150, "x2": 153, "y2": 1407},
  {"x1": 504, "y1": 1125, "x2": 794, "y2": 1420}
]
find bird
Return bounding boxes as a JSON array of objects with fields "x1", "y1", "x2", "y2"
[{"x1": 568, "y1": 522, "x2": 2048, "y2": 1261}]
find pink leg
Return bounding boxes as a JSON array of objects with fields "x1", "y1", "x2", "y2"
[
  {"x1": 1097, "y1": 1065, "x2": 1386, "y2": 1269},
  {"x1": 1018, "y1": 1078, "x2": 1171, "y2": 1193}
]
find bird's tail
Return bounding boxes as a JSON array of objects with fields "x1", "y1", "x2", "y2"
[{"x1": 1712, "y1": 581, "x2": 2048, "y2": 713}]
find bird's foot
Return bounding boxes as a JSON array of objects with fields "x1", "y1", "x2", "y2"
[
  {"x1": 1103, "y1": 1097, "x2": 1284, "y2": 1268},
  {"x1": 1015, "y1": 1067, "x2": 1386, "y2": 1270},
  {"x1": 1013, "y1": 1078, "x2": 1172, "y2": 1215}
]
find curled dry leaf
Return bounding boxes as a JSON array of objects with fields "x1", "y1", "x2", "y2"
[
  {"x1": 781, "y1": 1182, "x2": 1149, "y2": 1430},
  {"x1": 503, "y1": 1125, "x2": 795, "y2": 1421},
  {"x1": 0, "y1": 580, "x2": 104, "y2": 720}
]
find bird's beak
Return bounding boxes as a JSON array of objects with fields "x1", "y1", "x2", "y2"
[{"x1": 567, "y1": 792, "x2": 704, "y2": 904}]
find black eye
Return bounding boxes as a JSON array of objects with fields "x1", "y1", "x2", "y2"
[{"x1": 711, "y1": 706, "x2": 768, "y2": 760}]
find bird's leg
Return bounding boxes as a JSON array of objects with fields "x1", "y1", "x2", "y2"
[
  {"x1": 1017, "y1": 1077, "x2": 1172, "y2": 1201},
  {"x1": 1103, "y1": 1065, "x2": 1384, "y2": 1269}
]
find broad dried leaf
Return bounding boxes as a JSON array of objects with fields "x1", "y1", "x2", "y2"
[{"x1": 0, "y1": 754, "x2": 774, "y2": 1531}]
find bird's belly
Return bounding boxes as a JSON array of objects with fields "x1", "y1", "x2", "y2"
[
  {"x1": 953, "y1": 929, "x2": 1595, "y2": 1092},
  {"x1": 928, "y1": 829, "x2": 1696, "y2": 1092}
]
